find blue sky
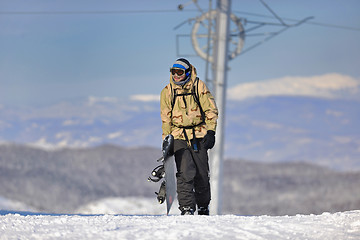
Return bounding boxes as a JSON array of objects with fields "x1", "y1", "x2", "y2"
[{"x1": 1, "y1": 0, "x2": 360, "y2": 106}]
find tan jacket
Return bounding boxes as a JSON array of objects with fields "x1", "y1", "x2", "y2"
[{"x1": 160, "y1": 65, "x2": 218, "y2": 141}]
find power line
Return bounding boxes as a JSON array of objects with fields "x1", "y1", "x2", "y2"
[
  {"x1": 234, "y1": 10, "x2": 360, "y2": 32},
  {"x1": 0, "y1": 9, "x2": 185, "y2": 15},
  {"x1": 305, "y1": 21, "x2": 360, "y2": 31},
  {"x1": 1, "y1": 9, "x2": 359, "y2": 32}
]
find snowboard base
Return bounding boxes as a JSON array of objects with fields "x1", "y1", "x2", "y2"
[{"x1": 164, "y1": 155, "x2": 176, "y2": 215}]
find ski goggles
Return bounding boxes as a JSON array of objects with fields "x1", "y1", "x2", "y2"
[{"x1": 170, "y1": 68, "x2": 186, "y2": 76}]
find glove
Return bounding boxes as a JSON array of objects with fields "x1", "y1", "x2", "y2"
[
  {"x1": 162, "y1": 134, "x2": 174, "y2": 157},
  {"x1": 202, "y1": 130, "x2": 215, "y2": 149}
]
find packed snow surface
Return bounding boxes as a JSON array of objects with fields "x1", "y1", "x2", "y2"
[{"x1": 1, "y1": 210, "x2": 359, "y2": 239}]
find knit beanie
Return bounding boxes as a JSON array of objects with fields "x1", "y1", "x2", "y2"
[{"x1": 172, "y1": 58, "x2": 191, "y2": 86}]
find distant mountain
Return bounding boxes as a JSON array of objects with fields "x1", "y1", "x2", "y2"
[
  {"x1": 0, "y1": 95, "x2": 359, "y2": 170},
  {"x1": 224, "y1": 159, "x2": 360, "y2": 216},
  {"x1": 1, "y1": 144, "x2": 359, "y2": 215},
  {"x1": 0, "y1": 144, "x2": 160, "y2": 213},
  {"x1": 225, "y1": 96, "x2": 360, "y2": 170}
]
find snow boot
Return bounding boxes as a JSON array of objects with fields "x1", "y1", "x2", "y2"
[
  {"x1": 180, "y1": 207, "x2": 194, "y2": 215},
  {"x1": 198, "y1": 206, "x2": 209, "y2": 215}
]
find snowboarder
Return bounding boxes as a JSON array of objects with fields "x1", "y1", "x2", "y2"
[{"x1": 160, "y1": 58, "x2": 218, "y2": 215}]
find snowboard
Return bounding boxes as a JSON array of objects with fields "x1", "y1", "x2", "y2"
[
  {"x1": 148, "y1": 134, "x2": 177, "y2": 215},
  {"x1": 163, "y1": 154, "x2": 176, "y2": 215}
]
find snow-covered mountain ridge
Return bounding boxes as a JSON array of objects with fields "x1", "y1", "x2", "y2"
[{"x1": 1, "y1": 95, "x2": 359, "y2": 170}]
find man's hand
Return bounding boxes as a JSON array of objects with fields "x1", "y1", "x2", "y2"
[{"x1": 202, "y1": 130, "x2": 215, "y2": 149}]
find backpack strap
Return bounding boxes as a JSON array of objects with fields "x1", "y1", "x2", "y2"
[
  {"x1": 170, "y1": 83, "x2": 175, "y2": 110},
  {"x1": 193, "y1": 78, "x2": 205, "y2": 123},
  {"x1": 170, "y1": 77, "x2": 205, "y2": 124},
  {"x1": 170, "y1": 77, "x2": 205, "y2": 118}
]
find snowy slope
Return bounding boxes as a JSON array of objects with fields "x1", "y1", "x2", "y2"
[
  {"x1": 0, "y1": 210, "x2": 359, "y2": 239},
  {"x1": 2, "y1": 196, "x2": 358, "y2": 239}
]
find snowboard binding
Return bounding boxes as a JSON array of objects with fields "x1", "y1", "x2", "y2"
[
  {"x1": 148, "y1": 164, "x2": 165, "y2": 182},
  {"x1": 155, "y1": 181, "x2": 166, "y2": 204},
  {"x1": 148, "y1": 135, "x2": 175, "y2": 208}
]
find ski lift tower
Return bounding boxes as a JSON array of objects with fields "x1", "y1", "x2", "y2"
[
  {"x1": 176, "y1": 0, "x2": 313, "y2": 215},
  {"x1": 208, "y1": 0, "x2": 231, "y2": 216}
]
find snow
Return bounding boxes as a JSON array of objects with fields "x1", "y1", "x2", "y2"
[
  {"x1": 1, "y1": 196, "x2": 359, "y2": 239},
  {"x1": 0, "y1": 210, "x2": 359, "y2": 239},
  {"x1": 75, "y1": 197, "x2": 180, "y2": 215}
]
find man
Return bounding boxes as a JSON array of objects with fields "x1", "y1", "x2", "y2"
[{"x1": 160, "y1": 58, "x2": 218, "y2": 215}]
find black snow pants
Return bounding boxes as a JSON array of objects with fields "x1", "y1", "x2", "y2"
[{"x1": 173, "y1": 139, "x2": 211, "y2": 211}]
